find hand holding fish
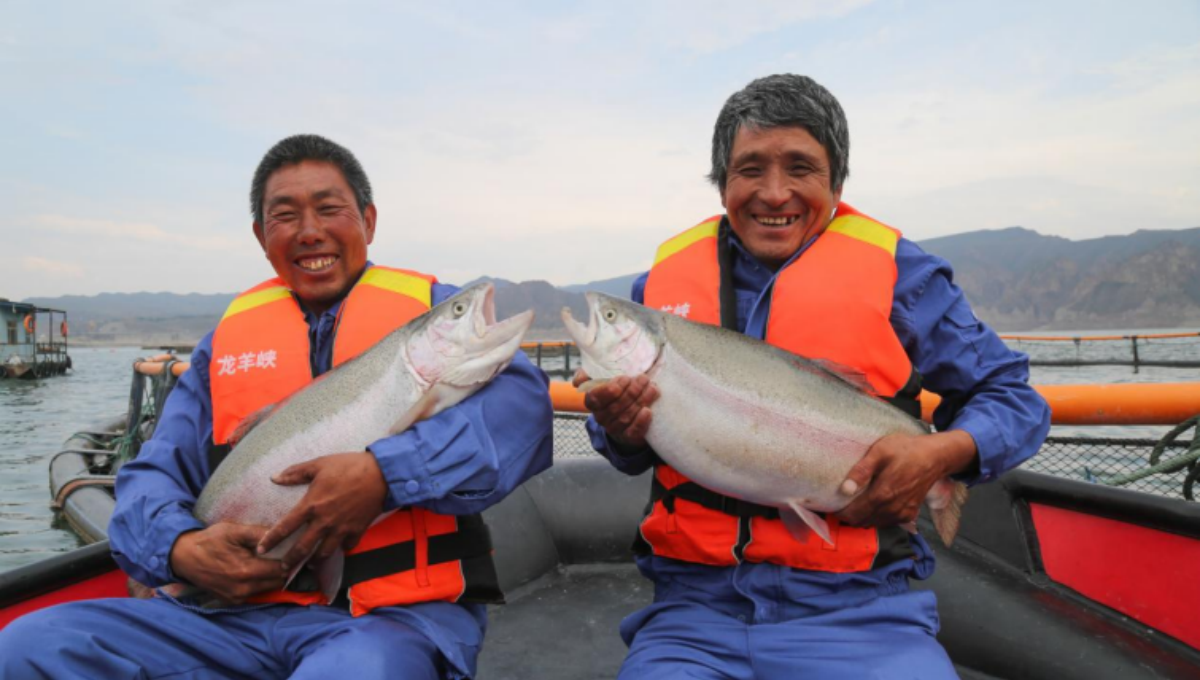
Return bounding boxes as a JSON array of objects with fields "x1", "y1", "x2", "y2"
[
  {"x1": 257, "y1": 451, "x2": 389, "y2": 569},
  {"x1": 170, "y1": 523, "x2": 287, "y2": 603},
  {"x1": 573, "y1": 370, "x2": 660, "y2": 449},
  {"x1": 836, "y1": 431, "x2": 977, "y2": 530}
]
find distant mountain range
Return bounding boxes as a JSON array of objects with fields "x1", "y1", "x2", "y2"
[{"x1": 16, "y1": 226, "x2": 1200, "y2": 345}]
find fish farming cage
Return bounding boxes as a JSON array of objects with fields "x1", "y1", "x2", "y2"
[{"x1": 1000, "y1": 332, "x2": 1200, "y2": 372}]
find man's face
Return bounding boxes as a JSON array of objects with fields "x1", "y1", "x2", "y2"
[
  {"x1": 253, "y1": 160, "x2": 376, "y2": 314},
  {"x1": 720, "y1": 125, "x2": 842, "y2": 270}
]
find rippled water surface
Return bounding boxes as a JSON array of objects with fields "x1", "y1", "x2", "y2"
[{"x1": 1, "y1": 335, "x2": 1198, "y2": 575}]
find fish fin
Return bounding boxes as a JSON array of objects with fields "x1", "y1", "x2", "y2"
[
  {"x1": 806, "y1": 359, "x2": 879, "y2": 397},
  {"x1": 926, "y1": 479, "x2": 969, "y2": 547},
  {"x1": 318, "y1": 550, "x2": 345, "y2": 605},
  {"x1": 228, "y1": 404, "x2": 276, "y2": 446},
  {"x1": 388, "y1": 384, "x2": 473, "y2": 436},
  {"x1": 781, "y1": 501, "x2": 833, "y2": 546},
  {"x1": 576, "y1": 378, "x2": 610, "y2": 393}
]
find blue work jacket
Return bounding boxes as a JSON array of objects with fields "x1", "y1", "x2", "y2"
[{"x1": 588, "y1": 225, "x2": 1052, "y2": 620}]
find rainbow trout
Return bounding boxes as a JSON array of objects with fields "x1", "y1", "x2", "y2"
[
  {"x1": 562, "y1": 292, "x2": 967, "y2": 546},
  {"x1": 191, "y1": 282, "x2": 533, "y2": 603}
]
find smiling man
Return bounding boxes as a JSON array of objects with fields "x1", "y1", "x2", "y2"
[
  {"x1": 580, "y1": 75, "x2": 1051, "y2": 678},
  {"x1": 0, "y1": 134, "x2": 554, "y2": 680}
]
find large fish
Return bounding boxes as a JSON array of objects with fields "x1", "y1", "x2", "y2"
[
  {"x1": 561, "y1": 293, "x2": 967, "y2": 547},
  {"x1": 191, "y1": 282, "x2": 534, "y2": 603}
]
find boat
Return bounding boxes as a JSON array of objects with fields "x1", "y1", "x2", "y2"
[
  {"x1": 3, "y1": 349, "x2": 1200, "y2": 678},
  {"x1": 0, "y1": 299, "x2": 72, "y2": 379}
]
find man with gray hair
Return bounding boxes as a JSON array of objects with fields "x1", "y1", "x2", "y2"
[{"x1": 581, "y1": 74, "x2": 1050, "y2": 677}]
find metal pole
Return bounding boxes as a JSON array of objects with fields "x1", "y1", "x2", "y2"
[{"x1": 1131, "y1": 335, "x2": 1140, "y2": 375}]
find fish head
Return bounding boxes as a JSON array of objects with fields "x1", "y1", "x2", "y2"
[
  {"x1": 405, "y1": 282, "x2": 534, "y2": 388},
  {"x1": 561, "y1": 292, "x2": 664, "y2": 379}
]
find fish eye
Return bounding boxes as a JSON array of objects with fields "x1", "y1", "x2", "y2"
[
  {"x1": 603, "y1": 308, "x2": 617, "y2": 322},
  {"x1": 452, "y1": 301, "x2": 468, "y2": 317}
]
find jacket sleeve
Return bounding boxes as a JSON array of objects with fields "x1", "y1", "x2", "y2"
[
  {"x1": 585, "y1": 271, "x2": 661, "y2": 476},
  {"x1": 892, "y1": 240, "x2": 1052, "y2": 485},
  {"x1": 367, "y1": 283, "x2": 554, "y2": 515},
  {"x1": 108, "y1": 335, "x2": 214, "y2": 586}
]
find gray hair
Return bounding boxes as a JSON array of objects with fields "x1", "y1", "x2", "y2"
[
  {"x1": 708, "y1": 74, "x2": 850, "y2": 192},
  {"x1": 250, "y1": 134, "x2": 373, "y2": 225}
]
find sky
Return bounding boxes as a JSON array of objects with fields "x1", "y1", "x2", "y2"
[{"x1": 1, "y1": 0, "x2": 1198, "y2": 299}]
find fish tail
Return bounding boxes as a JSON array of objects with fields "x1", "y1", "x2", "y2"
[{"x1": 929, "y1": 479, "x2": 969, "y2": 547}]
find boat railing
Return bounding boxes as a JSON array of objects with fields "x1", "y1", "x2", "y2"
[{"x1": 999, "y1": 330, "x2": 1200, "y2": 372}]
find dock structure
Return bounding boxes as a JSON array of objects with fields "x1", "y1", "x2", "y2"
[{"x1": 0, "y1": 298, "x2": 71, "y2": 379}]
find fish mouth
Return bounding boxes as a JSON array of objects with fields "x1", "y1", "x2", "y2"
[
  {"x1": 471, "y1": 282, "x2": 534, "y2": 375},
  {"x1": 560, "y1": 297, "x2": 597, "y2": 348}
]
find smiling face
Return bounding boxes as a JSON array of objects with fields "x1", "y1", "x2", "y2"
[
  {"x1": 253, "y1": 160, "x2": 376, "y2": 314},
  {"x1": 719, "y1": 125, "x2": 842, "y2": 270}
]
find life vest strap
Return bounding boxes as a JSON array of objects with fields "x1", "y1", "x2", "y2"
[
  {"x1": 884, "y1": 367, "x2": 923, "y2": 419},
  {"x1": 341, "y1": 513, "x2": 493, "y2": 587},
  {"x1": 652, "y1": 476, "x2": 780, "y2": 519}
]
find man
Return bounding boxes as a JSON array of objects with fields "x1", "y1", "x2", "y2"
[
  {"x1": 581, "y1": 75, "x2": 1051, "y2": 678},
  {"x1": 0, "y1": 134, "x2": 554, "y2": 679}
]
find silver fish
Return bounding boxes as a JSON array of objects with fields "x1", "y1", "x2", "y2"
[
  {"x1": 561, "y1": 292, "x2": 967, "y2": 547},
  {"x1": 191, "y1": 282, "x2": 534, "y2": 603}
]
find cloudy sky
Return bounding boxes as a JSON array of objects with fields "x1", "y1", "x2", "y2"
[{"x1": 2, "y1": 0, "x2": 1197, "y2": 299}]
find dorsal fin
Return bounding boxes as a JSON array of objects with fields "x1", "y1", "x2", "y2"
[
  {"x1": 807, "y1": 358, "x2": 879, "y2": 397},
  {"x1": 228, "y1": 403, "x2": 276, "y2": 447}
]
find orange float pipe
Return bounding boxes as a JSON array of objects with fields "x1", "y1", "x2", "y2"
[
  {"x1": 549, "y1": 380, "x2": 587, "y2": 413},
  {"x1": 550, "y1": 381, "x2": 1200, "y2": 426},
  {"x1": 134, "y1": 360, "x2": 190, "y2": 377}
]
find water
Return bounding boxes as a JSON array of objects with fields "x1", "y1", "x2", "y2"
[{"x1": 2, "y1": 337, "x2": 1198, "y2": 576}]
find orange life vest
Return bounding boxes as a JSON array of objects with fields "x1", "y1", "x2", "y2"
[
  {"x1": 638, "y1": 203, "x2": 918, "y2": 573},
  {"x1": 210, "y1": 266, "x2": 502, "y2": 615}
]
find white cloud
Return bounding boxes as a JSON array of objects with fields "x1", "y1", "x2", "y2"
[
  {"x1": 35, "y1": 215, "x2": 242, "y2": 251},
  {"x1": 21, "y1": 256, "x2": 84, "y2": 278}
]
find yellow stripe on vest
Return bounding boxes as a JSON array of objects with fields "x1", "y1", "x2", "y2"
[
  {"x1": 360, "y1": 268, "x2": 432, "y2": 307},
  {"x1": 654, "y1": 218, "x2": 721, "y2": 266},
  {"x1": 827, "y1": 215, "x2": 898, "y2": 256},
  {"x1": 221, "y1": 286, "x2": 292, "y2": 321}
]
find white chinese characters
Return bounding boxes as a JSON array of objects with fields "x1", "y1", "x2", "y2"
[
  {"x1": 660, "y1": 303, "x2": 691, "y2": 319},
  {"x1": 216, "y1": 350, "x2": 279, "y2": 376}
]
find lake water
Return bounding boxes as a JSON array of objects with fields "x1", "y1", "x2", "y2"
[{"x1": 2, "y1": 335, "x2": 1198, "y2": 575}]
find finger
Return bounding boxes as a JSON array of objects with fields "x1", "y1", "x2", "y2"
[
  {"x1": 584, "y1": 376, "x2": 629, "y2": 411},
  {"x1": 571, "y1": 369, "x2": 590, "y2": 388},
  {"x1": 597, "y1": 375, "x2": 651, "y2": 422},
  {"x1": 839, "y1": 448, "x2": 883, "y2": 497},
  {"x1": 281, "y1": 524, "x2": 328, "y2": 570},
  {"x1": 272, "y1": 461, "x2": 317, "y2": 486},
  {"x1": 258, "y1": 505, "x2": 310, "y2": 555},
  {"x1": 623, "y1": 408, "x2": 654, "y2": 444},
  {"x1": 227, "y1": 524, "x2": 269, "y2": 550}
]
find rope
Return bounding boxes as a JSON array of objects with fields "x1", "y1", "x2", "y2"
[
  {"x1": 51, "y1": 475, "x2": 117, "y2": 510},
  {"x1": 1091, "y1": 414, "x2": 1200, "y2": 500}
]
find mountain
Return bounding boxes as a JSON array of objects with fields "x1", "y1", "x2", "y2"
[
  {"x1": 919, "y1": 227, "x2": 1200, "y2": 329},
  {"x1": 21, "y1": 226, "x2": 1200, "y2": 344}
]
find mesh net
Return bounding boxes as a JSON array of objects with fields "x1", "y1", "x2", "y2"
[{"x1": 1004, "y1": 333, "x2": 1200, "y2": 368}]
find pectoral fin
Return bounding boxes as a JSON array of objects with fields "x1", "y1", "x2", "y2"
[
  {"x1": 317, "y1": 550, "x2": 345, "y2": 605},
  {"x1": 781, "y1": 501, "x2": 833, "y2": 546},
  {"x1": 389, "y1": 384, "x2": 475, "y2": 436}
]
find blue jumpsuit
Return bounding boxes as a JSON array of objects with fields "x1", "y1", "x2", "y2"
[
  {"x1": 589, "y1": 230, "x2": 1052, "y2": 679},
  {"x1": 0, "y1": 270, "x2": 555, "y2": 680}
]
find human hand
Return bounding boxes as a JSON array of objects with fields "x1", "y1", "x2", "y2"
[
  {"x1": 835, "y1": 431, "x2": 976, "y2": 529},
  {"x1": 257, "y1": 451, "x2": 389, "y2": 569},
  {"x1": 573, "y1": 369, "x2": 659, "y2": 449},
  {"x1": 169, "y1": 523, "x2": 286, "y2": 603}
]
